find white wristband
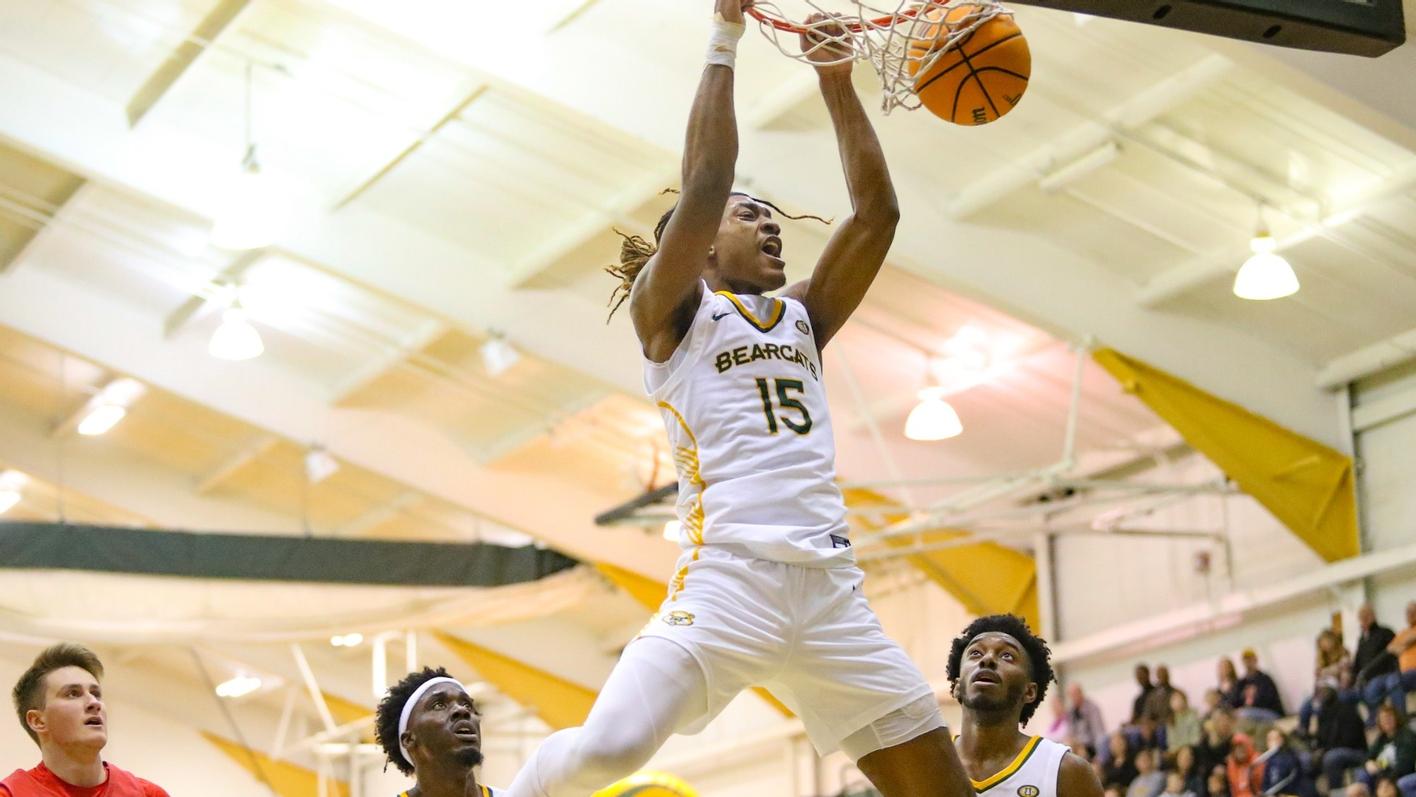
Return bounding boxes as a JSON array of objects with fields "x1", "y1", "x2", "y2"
[{"x1": 706, "y1": 15, "x2": 746, "y2": 68}]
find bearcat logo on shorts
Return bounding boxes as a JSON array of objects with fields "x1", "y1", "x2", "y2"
[
  {"x1": 662, "y1": 610, "x2": 695, "y2": 627},
  {"x1": 1017, "y1": 786, "x2": 1039, "y2": 797},
  {"x1": 795, "y1": 319, "x2": 811, "y2": 336}
]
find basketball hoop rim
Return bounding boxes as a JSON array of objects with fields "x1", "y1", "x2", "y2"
[{"x1": 745, "y1": 2, "x2": 922, "y2": 34}]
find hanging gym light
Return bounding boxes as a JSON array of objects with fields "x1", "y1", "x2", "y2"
[{"x1": 1233, "y1": 209, "x2": 1299, "y2": 301}]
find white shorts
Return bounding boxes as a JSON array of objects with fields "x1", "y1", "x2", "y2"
[{"x1": 634, "y1": 546, "x2": 943, "y2": 757}]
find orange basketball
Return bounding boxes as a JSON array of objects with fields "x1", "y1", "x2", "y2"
[{"x1": 906, "y1": 4, "x2": 1030, "y2": 125}]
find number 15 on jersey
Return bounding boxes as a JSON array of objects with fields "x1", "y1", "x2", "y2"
[{"x1": 755, "y1": 378, "x2": 812, "y2": 435}]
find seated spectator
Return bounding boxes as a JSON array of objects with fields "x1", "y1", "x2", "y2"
[
  {"x1": 1360, "y1": 704, "x2": 1416, "y2": 794},
  {"x1": 1301, "y1": 630, "x2": 1353, "y2": 738},
  {"x1": 1103, "y1": 730, "x2": 1140, "y2": 791},
  {"x1": 1146, "y1": 666, "x2": 1179, "y2": 726},
  {"x1": 1134, "y1": 664, "x2": 1158, "y2": 726},
  {"x1": 1218, "y1": 658, "x2": 1242, "y2": 709},
  {"x1": 1209, "y1": 766, "x2": 1232, "y2": 797},
  {"x1": 1169, "y1": 691, "x2": 1203, "y2": 753},
  {"x1": 1261, "y1": 728, "x2": 1314, "y2": 797},
  {"x1": 1236, "y1": 649, "x2": 1285, "y2": 724},
  {"x1": 1353, "y1": 604, "x2": 1398, "y2": 708},
  {"x1": 1130, "y1": 718, "x2": 1165, "y2": 755},
  {"x1": 1203, "y1": 688, "x2": 1226, "y2": 721},
  {"x1": 1374, "y1": 777, "x2": 1401, "y2": 797},
  {"x1": 1227, "y1": 734, "x2": 1265, "y2": 797},
  {"x1": 1067, "y1": 682, "x2": 1108, "y2": 757},
  {"x1": 1130, "y1": 749, "x2": 1167, "y2": 797},
  {"x1": 1162, "y1": 771, "x2": 1198, "y2": 797},
  {"x1": 1174, "y1": 745, "x2": 1205, "y2": 797},
  {"x1": 1315, "y1": 680, "x2": 1373, "y2": 790},
  {"x1": 1367, "y1": 602, "x2": 1416, "y2": 720},
  {"x1": 1198, "y1": 708, "x2": 1238, "y2": 780}
]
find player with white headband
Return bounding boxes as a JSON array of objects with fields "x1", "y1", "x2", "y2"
[{"x1": 375, "y1": 667, "x2": 503, "y2": 797}]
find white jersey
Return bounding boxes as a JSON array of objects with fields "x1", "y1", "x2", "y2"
[
  {"x1": 645, "y1": 283, "x2": 852, "y2": 567},
  {"x1": 970, "y1": 736, "x2": 1068, "y2": 797}
]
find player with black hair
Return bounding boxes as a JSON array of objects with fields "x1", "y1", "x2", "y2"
[
  {"x1": 948, "y1": 615, "x2": 1102, "y2": 797},
  {"x1": 375, "y1": 667, "x2": 502, "y2": 797},
  {"x1": 506, "y1": 0, "x2": 974, "y2": 795}
]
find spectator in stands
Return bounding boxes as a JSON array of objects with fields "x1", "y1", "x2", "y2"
[
  {"x1": 1145, "y1": 666, "x2": 1179, "y2": 725},
  {"x1": 1226, "y1": 734, "x2": 1264, "y2": 797},
  {"x1": 1129, "y1": 749, "x2": 1166, "y2": 797},
  {"x1": 1067, "y1": 683, "x2": 1108, "y2": 758},
  {"x1": 1103, "y1": 730, "x2": 1140, "y2": 790},
  {"x1": 1301, "y1": 631, "x2": 1354, "y2": 739},
  {"x1": 1235, "y1": 649, "x2": 1285, "y2": 723},
  {"x1": 1132, "y1": 718, "x2": 1164, "y2": 754},
  {"x1": 1202, "y1": 688, "x2": 1226, "y2": 722},
  {"x1": 1218, "y1": 658, "x2": 1242, "y2": 709},
  {"x1": 1173, "y1": 746, "x2": 1204, "y2": 797},
  {"x1": 1360, "y1": 704, "x2": 1416, "y2": 794},
  {"x1": 1368, "y1": 602, "x2": 1416, "y2": 719},
  {"x1": 1261, "y1": 728, "x2": 1314, "y2": 797},
  {"x1": 1168, "y1": 691, "x2": 1202, "y2": 754},
  {"x1": 1207, "y1": 766, "x2": 1231, "y2": 797},
  {"x1": 1161, "y1": 771, "x2": 1197, "y2": 797},
  {"x1": 1198, "y1": 707, "x2": 1238, "y2": 779},
  {"x1": 1315, "y1": 680, "x2": 1373, "y2": 791},
  {"x1": 1353, "y1": 604, "x2": 1398, "y2": 704},
  {"x1": 1134, "y1": 664, "x2": 1158, "y2": 725},
  {"x1": 1374, "y1": 777, "x2": 1400, "y2": 797}
]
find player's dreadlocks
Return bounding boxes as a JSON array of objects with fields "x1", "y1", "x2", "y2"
[
  {"x1": 605, "y1": 190, "x2": 830, "y2": 321},
  {"x1": 946, "y1": 613, "x2": 1054, "y2": 726}
]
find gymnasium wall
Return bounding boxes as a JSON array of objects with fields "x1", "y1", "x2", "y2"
[
  {"x1": 1355, "y1": 361, "x2": 1416, "y2": 634},
  {"x1": 1052, "y1": 361, "x2": 1416, "y2": 736}
]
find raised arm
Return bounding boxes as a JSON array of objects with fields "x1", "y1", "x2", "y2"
[
  {"x1": 629, "y1": 0, "x2": 745, "y2": 362},
  {"x1": 786, "y1": 16, "x2": 900, "y2": 352}
]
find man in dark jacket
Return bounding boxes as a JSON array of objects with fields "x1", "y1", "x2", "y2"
[
  {"x1": 1354, "y1": 604, "x2": 1398, "y2": 691},
  {"x1": 1132, "y1": 664, "x2": 1157, "y2": 726},
  {"x1": 1314, "y1": 683, "x2": 1370, "y2": 790},
  {"x1": 1236, "y1": 649, "x2": 1285, "y2": 723}
]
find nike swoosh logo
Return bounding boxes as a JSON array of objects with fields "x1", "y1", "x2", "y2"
[{"x1": 711, "y1": 312, "x2": 731, "y2": 321}]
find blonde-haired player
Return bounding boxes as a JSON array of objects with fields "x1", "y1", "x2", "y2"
[{"x1": 506, "y1": 1, "x2": 973, "y2": 795}]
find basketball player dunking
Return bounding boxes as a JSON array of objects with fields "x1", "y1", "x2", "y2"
[
  {"x1": 506, "y1": 1, "x2": 972, "y2": 796},
  {"x1": 949, "y1": 615, "x2": 1102, "y2": 797}
]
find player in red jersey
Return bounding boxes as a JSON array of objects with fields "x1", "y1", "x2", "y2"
[{"x1": 4, "y1": 643, "x2": 168, "y2": 797}]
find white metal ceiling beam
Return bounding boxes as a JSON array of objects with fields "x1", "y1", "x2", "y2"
[
  {"x1": 503, "y1": 167, "x2": 677, "y2": 288},
  {"x1": 0, "y1": 400, "x2": 298, "y2": 534},
  {"x1": 0, "y1": 178, "x2": 88, "y2": 275},
  {"x1": 124, "y1": 0, "x2": 257, "y2": 127},
  {"x1": 1136, "y1": 160, "x2": 1416, "y2": 307},
  {"x1": 0, "y1": 265, "x2": 678, "y2": 577},
  {"x1": 163, "y1": 248, "x2": 266, "y2": 339},
  {"x1": 1318, "y1": 327, "x2": 1416, "y2": 390},
  {"x1": 328, "y1": 319, "x2": 449, "y2": 404},
  {"x1": 331, "y1": 491, "x2": 422, "y2": 538},
  {"x1": 196, "y1": 434, "x2": 280, "y2": 494},
  {"x1": 948, "y1": 54, "x2": 1231, "y2": 219},
  {"x1": 0, "y1": 51, "x2": 650, "y2": 398}
]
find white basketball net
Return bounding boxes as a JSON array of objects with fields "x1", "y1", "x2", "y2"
[{"x1": 747, "y1": 0, "x2": 1011, "y2": 113}]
